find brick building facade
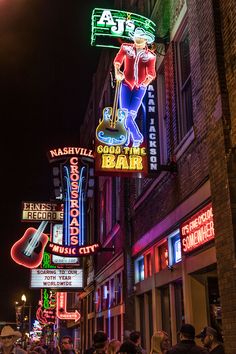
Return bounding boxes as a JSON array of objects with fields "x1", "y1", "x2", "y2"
[{"x1": 79, "y1": 0, "x2": 236, "y2": 353}]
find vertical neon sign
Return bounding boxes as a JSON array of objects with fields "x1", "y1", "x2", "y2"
[{"x1": 63, "y1": 157, "x2": 86, "y2": 247}]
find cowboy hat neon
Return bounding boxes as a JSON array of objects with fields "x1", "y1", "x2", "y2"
[
  {"x1": 130, "y1": 27, "x2": 155, "y2": 44},
  {"x1": 0, "y1": 326, "x2": 22, "y2": 339}
]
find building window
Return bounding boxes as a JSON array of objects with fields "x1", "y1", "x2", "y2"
[
  {"x1": 145, "y1": 252, "x2": 152, "y2": 278},
  {"x1": 175, "y1": 26, "x2": 193, "y2": 141},
  {"x1": 135, "y1": 256, "x2": 145, "y2": 283},
  {"x1": 156, "y1": 241, "x2": 169, "y2": 272},
  {"x1": 115, "y1": 273, "x2": 122, "y2": 304},
  {"x1": 168, "y1": 230, "x2": 182, "y2": 266},
  {"x1": 99, "y1": 178, "x2": 112, "y2": 243},
  {"x1": 102, "y1": 282, "x2": 109, "y2": 311},
  {"x1": 160, "y1": 286, "x2": 171, "y2": 337},
  {"x1": 95, "y1": 288, "x2": 101, "y2": 313}
]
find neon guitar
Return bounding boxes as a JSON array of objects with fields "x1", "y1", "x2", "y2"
[
  {"x1": 11, "y1": 221, "x2": 48, "y2": 269},
  {"x1": 96, "y1": 80, "x2": 128, "y2": 145}
]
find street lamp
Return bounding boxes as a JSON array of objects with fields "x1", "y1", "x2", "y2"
[{"x1": 15, "y1": 294, "x2": 32, "y2": 335}]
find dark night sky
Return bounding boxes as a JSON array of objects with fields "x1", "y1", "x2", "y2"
[{"x1": 0, "y1": 0, "x2": 110, "y2": 322}]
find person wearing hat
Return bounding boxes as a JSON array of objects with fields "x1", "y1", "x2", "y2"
[
  {"x1": 166, "y1": 324, "x2": 208, "y2": 354},
  {"x1": 114, "y1": 27, "x2": 156, "y2": 147},
  {"x1": 196, "y1": 327, "x2": 225, "y2": 353},
  {"x1": 0, "y1": 326, "x2": 26, "y2": 354}
]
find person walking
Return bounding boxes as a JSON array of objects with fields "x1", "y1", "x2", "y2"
[
  {"x1": 92, "y1": 331, "x2": 108, "y2": 354},
  {"x1": 196, "y1": 327, "x2": 225, "y2": 354},
  {"x1": 118, "y1": 341, "x2": 139, "y2": 354},
  {"x1": 107, "y1": 340, "x2": 121, "y2": 354},
  {"x1": 0, "y1": 326, "x2": 26, "y2": 354},
  {"x1": 129, "y1": 331, "x2": 146, "y2": 354},
  {"x1": 46, "y1": 342, "x2": 59, "y2": 354},
  {"x1": 60, "y1": 336, "x2": 75, "y2": 354},
  {"x1": 166, "y1": 324, "x2": 208, "y2": 354},
  {"x1": 150, "y1": 331, "x2": 169, "y2": 354}
]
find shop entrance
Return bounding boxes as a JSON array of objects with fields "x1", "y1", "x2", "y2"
[{"x1": 191, "y1": 265, "x2": 222, "y2": 335}]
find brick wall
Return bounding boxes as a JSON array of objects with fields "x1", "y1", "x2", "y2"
[{"x1": 129, "y1": 0, "x2": 236, "y2": 351}]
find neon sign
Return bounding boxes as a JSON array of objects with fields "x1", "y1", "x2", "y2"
[
  {"x1": 22, "y1": 202, "x2": 63, "y2": 222},
  {"x1": 95, "y1": 145, "x2": 147, "y2": 175},
  {"x1": 48, "y1": 147, "x2": 93, "y2": 161},
  {"x1": 42, "y1": 289, "x2": 56, "y2": 310},
  {"x1": 56, "y1": 292, "x2": 81, "y2": 322},
  {"x1": 145, "y1": 81, "x2": 160, "y2": 173},
  {"x1": 181, "y1": 203, "x2": 215, "y2": 253},
  {"x1": 46, "y1": 242, "x2": 101, "y2": 257},
  {"x1": 11, "y1": 221, "x2": 48, "y2": 269},
  {"x1": 91, "y1": 8, "x2": 156, "y2": 48},
  {"x1": 36, "y1": 300, "x2": 55, "y2": 325},
  {"x1": 94, "y1": 15, "x2": 160, "y2": 177},
  {"x1": 51, "y1": 224, "x2": 78, "y2": 264},
  {"x1": 63, "y1": 156, "x2": 87, "y2": 248}
]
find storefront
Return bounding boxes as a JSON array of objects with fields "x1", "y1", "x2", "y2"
[{"x1": 132, "y1": 181, "x2": 221, "y2": 350}]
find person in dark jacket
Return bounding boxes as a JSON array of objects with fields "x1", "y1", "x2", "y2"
[
  {"x1": 85, "y1": 331, "x2": 108, "y2": 354},
  {"x1": 166, "y1": 324, "x2": 208, "y2": 354},
  {"x1": 196, "y1": 327, "x2": 225, "y2": 354},
  {"x1": 130, "y1": 331, "x2": 146, "y2": 354}
]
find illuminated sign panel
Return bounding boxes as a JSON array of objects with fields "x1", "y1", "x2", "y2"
[
  {"x1": 48, "y1": 147, "x2": 93, "y2": 161},
  {"x1": 91, "y1": 8, "x2": 156, "y2": 48},
  {"x1": 56, "y1": 292, "x2": 81, "y2": 322},
  {"x1": 93, "y1": 18, "x2": 164, "y2": 177},
  {"x1": 30, "y1": 269, "x2": 83, "y2": 289},
  {"x1": 95, "y1": 144, "x2": 148, "y2": 176},
  {"x1": 11, "y1": 221, "x2": 49, "y2": 269},
  {"x1": 46, "y1": 241, "x2": 101, "y2": 257},
  {"x1": 22, "y1": 202, "x2": 63, "y2": 222},
  {"x1": 63, "y1": 156, "x2": 88, "y2": 247},
  {"x1": 180, "y1": 203, "x2": 215, "y2": 254},
  {"x1": 47, "y1": 147, "x2": 94, "y2": 264},
  {"x1": 51, "y1": 224, "x2": 79, "y2": 265},
  {"x1": 145, "y1": 80, "x2": 160, "y2": 173}
]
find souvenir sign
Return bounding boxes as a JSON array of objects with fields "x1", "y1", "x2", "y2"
[
  {"x1": 180, "y1": 203, "x2": 215, "y2": 254},
  {"x1": 91, "y1": 8, "x2": 156, "y2": 48}
]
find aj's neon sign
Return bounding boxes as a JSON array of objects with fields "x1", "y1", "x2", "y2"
[{"x1": 91, "y1": 8, "x2": 156, "y2": 48}]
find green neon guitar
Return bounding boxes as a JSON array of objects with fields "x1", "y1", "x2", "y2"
[{"x1": 96, "y1": 80, "x2": 128, "y2": 146}]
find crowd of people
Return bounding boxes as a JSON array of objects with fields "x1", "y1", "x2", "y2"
[
  {"x1": 84, "y1": 324, "x2": 225, "y2": 354},
  {"x1": 0, "y1": 323, "x2": 225, "y2": 354}
]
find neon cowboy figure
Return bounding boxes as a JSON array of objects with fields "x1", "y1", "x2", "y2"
[{"x1": 114, "y1": 27, "x2": 156, "y2": 147}]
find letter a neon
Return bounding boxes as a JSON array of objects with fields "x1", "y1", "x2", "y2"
[{"x1": 97, "y1": 10, "x2": 116, "y2": 26}]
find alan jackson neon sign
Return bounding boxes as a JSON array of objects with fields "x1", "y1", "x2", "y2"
[{"x1": 95, "y1": 26, "x2": 157, "y2": 176}]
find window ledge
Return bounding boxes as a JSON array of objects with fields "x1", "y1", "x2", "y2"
[{"x1": 175, "y1": 127, "x2": 195, "y2": 161}]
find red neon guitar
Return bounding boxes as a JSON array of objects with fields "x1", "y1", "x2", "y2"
[{"x1": 11, "y1": 221, "x2": 48, "y2": 269}]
